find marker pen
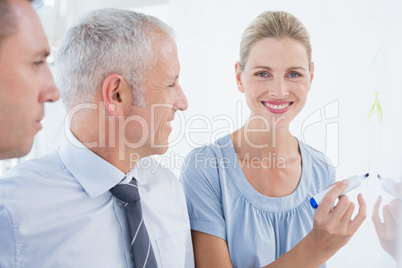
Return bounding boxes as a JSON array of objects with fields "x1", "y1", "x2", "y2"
[
  {"x1": 377, "y1": 175, "x2": 402, "y2": 199},
  {"x1": 310, "y1": 173, "x2": 369, "y2": 209}
]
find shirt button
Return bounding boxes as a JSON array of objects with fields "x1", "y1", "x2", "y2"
[{"x1": 130, "y1": 250, "x2": 134, "y2": 260}]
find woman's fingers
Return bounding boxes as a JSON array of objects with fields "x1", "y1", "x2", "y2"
[
  {"x1": 383, "y1": 205, "x2": 396, "y2": 226},
  {"x1": 372, "y1": 196, "x2": 382, "y2": 227},
  {"x1": 315, "y1": 180, "x2": 349, "y2": 217},
  {"x1": 311, "y1": 190, "x2": 366, "y2": 257},
  {"x1": 330, "y1": 194, "x2": 351, "y2": 221},
  {"x1": 326, "y1": 182, "x2": 340, "y2": 189},
  {"x1": 339, "y1": 200, "x2": 355, "y2": 229},
  {"x1": 349, "y1": 193, "x2": 367, "y2": 233},
  {"x1": 371, "y1": 195, "x2": 400, "y2": 261},
  {"x1": 393, "y1": 183, "x2": 402, "y2": 197},
  {"x1": 372, "y1": 195, "x2": 382, "y2": 227},
  {"x1": 388, "y1": 199, "x2": 402, "y2": 223}
]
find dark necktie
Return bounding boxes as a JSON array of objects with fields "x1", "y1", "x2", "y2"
[{"x1": 110, "y1": 178, "x2": 157, "y2": 268}]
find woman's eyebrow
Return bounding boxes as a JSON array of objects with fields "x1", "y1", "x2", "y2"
[
  {"x1": 286, "y1": 66, "x2": 307, "y2": 71},
  {"x1": 251, "y1": 65, "x2": 273, "y2": 71},
  {"x1": 251, "y1": 65, "x2": 307, "y2": 71}
]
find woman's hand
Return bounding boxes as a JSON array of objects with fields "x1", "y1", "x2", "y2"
[
  {"x1": 268, "y1": 180, "x2": 367, "y2": 268},
  {"x1": 307, "y1": 180, "x2": 367, "y2": 261},
  {"x1": 372, "y1": 183, "x2": 402, "y2": 261},
  {"x1": 192, "y1": 181, "x2": 367, "y2": 268}
]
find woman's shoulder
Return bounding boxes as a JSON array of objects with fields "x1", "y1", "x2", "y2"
[
  {"x1": 184, "y1": 134, "x2": 233, "y2": 161},
  {"x1": 180, "y1": 134, "x2": 234, "y2": 185},
  {"x1": 298, "y1": 139, "x2": 334, "y2": 167},
  {"x1": 298, "y1": 139, "x2": 336, "y2": 185}
]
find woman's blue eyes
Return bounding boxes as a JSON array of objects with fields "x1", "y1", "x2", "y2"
[
  {"x1": 289, "y1": 72, "x2": 300, "y2": 78},
  {"x1": 255, "y1": 72, "x2": 301, "y2": 78},
  {"x1": 256, "y1": 72, "x2": 268, "y2": 77}
]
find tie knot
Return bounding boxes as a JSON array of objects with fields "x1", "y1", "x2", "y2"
[{"x1": 110, "y1": 178, "x2": 140, "y2": 203}]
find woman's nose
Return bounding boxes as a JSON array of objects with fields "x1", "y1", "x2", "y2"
[{"x1": 268, "y1": 79, "x2": 289, "y2": 99}]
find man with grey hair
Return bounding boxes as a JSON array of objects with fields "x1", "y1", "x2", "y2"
[
  {"x1": 0, "y1": 8, "x2": 193, "y2": 268},
  {"x1": 0, "y1": 0, "x2": 60, "y2": 159}
]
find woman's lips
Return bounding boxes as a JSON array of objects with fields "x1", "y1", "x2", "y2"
[{"x1": 261, "y1": 101, "x2": 293, "y2": 114}]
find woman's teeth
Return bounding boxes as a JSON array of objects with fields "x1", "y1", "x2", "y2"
[{"x1": 263, "y1": 103, "x2": 291, "y2": 109}]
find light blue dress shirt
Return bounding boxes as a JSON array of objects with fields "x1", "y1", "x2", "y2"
[
  {"x1": 180, "y1": 134, "x2": 335, "y2": 268},
  {"x1": 0, "y1": 130, "x2": 194, "y2": 268}
]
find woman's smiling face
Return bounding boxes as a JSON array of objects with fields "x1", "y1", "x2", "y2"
[{"x1": 236, "y1": 37, "x2": 314, "y2": 129}]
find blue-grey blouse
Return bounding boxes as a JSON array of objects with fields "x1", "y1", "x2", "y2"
[{"x1": 180, "y1": 134, "x2": 335, "y2": 268}]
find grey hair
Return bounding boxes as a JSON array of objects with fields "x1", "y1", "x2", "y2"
[
  {"x1": 55, "y1": 8, "x2": 174, "y2": 110},
  {"x1": 239, "y1": 11, "x2": 312, "y2": 70}
]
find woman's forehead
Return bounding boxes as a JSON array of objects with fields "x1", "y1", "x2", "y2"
[{"x1": 246, "y1": 38, "x2": 310, "y2": 69}]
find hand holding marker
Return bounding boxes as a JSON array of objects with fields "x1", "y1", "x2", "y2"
[
  {"x1": 310, "y1": 173, "x2": 369, "y2": 209},
  {"x1": 377, "y1": 175, "x2": 402, "y2": 199}
]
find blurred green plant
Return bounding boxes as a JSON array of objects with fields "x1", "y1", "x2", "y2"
[{"x1": 367, "y1": 92, "x2": 383, "y2": 122}]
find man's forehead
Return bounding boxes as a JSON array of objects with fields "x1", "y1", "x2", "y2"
[{"x1": 10, "y1": 0, "x2": 50, "y2": 55}]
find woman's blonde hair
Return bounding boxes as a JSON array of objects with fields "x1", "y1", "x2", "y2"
[{"x1": 239, "y1": 11, "x2": 312, "y2": 69}]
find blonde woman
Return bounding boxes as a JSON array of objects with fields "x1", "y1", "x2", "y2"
[{"x1": 180, "y1": 11, "x2": 366, "y2": 268}]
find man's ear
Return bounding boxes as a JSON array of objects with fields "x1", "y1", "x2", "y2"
[
  {"x1": 235, "y1": 62, "x2": 245, "y2": 93},
  {"x1": 102, "y1": 74, "x2": 129, "y2": 116}
]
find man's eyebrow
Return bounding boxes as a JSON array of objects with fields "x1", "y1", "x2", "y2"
[
  {"x1": 168, "y1": 75, "x2": 179, "y2": 82},
  {"x1": 33, "y1": 49, "x2": 50, "y2": 58}
]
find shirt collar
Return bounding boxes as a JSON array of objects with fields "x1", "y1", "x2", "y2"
[
  {"x1": 119, "y1": 161, "x2": 144, "y2": 185},
  {"x1": 58, "y1": 129, "x2": 126, "y2": 198}
]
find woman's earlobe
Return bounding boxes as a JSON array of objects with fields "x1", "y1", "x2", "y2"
[
  {"x1": 236, "y1": 79, "x2": 245, "y2": 93},
  {"x1": 235, "y1": 62, "x2": 245, "y2": 93},
  {"x1": 310, "y1": 62, "x2": 315, "y2": 82}
]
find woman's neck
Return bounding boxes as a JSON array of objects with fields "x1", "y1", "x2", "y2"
[{"x1": 232, "y1": 120, "x2": 299, "y2": 159}]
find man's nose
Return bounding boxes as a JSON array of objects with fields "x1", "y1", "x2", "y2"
[
  {"x1": 39, "y1": 64, "x2": 60, "y2": 103},
  {"x1": 174, "y1": 83, "x2": 188, "y2": 111}
]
